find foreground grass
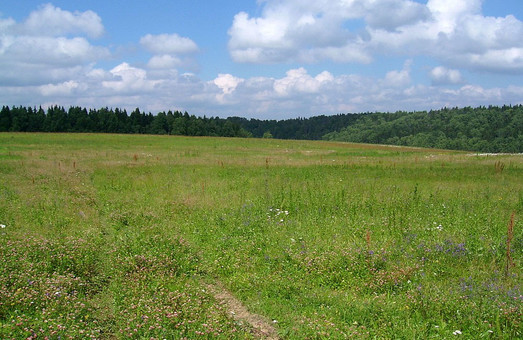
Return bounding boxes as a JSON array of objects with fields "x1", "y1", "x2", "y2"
[{"x1": 0, "y1": 133, "x2": 521, "y2": 339}]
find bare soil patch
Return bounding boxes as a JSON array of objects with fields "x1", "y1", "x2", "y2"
[{"x1": 205, "y1": 283, "x2": 279, "y2": 339}]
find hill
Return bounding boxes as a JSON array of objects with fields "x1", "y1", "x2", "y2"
[{"x1": 323, "y1": 105, "x2": 522, "y2": 153}]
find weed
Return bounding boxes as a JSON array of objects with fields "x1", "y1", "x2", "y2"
[
  {"x1": 506, "y1": 211, "x2": 516, "y2": 277},
  {"x1": 0, "y1": 132, "x2": 521, "y2": 338},
  {"x1": 495, "y1": 160, "x2": 506, "y2": 174}
]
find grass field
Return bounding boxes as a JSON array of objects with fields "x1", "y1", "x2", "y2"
[{"x1": 0, "y1": 133, "x2": 521, "y2": 339}]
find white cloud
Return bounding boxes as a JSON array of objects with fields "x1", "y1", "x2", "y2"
[
  {"x1": 458, "y1": 84, "x2": 502, "y2": 101},
  {"x1": 140, "y1": 33, "x2": 200, "y2": 73},
  {"x1": 147, "y1": 55, "x2": 183, "y2": 69},
  {"x1": 4, "y1": 36, "x2": 108, "y2": 65},
  {"x1": 140, "y1": 33, "x2": 199, "y2": 55},
  {"x1": 370, "y1": 1, "x2": 523, "y2": 73},
  {"x1": 198, "y1": 65, "x2": 520, "y2": 118},
  {"x1": 86, "y1": 68, "x2": 112, "y2": 81},
  {"x1": 0, "y1": 2, "x2": 521, "y2": 120},
  {"x1": 2, "y1": 60, "x2": 521, "y2": 119},
  {"x1": 40, "y1": 80, "x2": 82, "y2": 96},
  {"x1": 22, "y1": 3, "x2": 104, "y2": 38},
  {"x1": 213, "y1": 73, "x2": 245, "y2": 103},
  {"x1": 430, "y1": 66, "x2": 463, "y2": 85},
  {"x1": 102, "y1": 63, "x2": 158, "y2": 93},
  {"x1": 273, "y1": 68, "x2": 334, "y2": 96},
  {"x1": 227, "y1": 1, "x2": 373, "y2": 64},
  {"x1": 427, "y1": 0, "x2": 482, "y2": 25},
  {"x1": 382, "y1": 60, "x2": 412, "y2": 87},
  {"x1": 467, "y1": 48, "x2": 523, "y2": 73},
  {"x1": 0, "y1": 17, "x2": 15, "y2": 33},
  {"x1": 365, "y1": 0, "x2": 430, "y2": 31},
  {"x1": 0, "y1": 5, "x2": 109, "y2": 86},
  {"x1": 228, "y1": 0, "x2": 523, "y2": 73},
  {"x1": 214, "y1": 73, "x2": 244, "y2": 94}
]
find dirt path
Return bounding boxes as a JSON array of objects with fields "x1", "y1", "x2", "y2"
[{"x1": 205, "y1": 283, "x2": 280, "y2": 339}]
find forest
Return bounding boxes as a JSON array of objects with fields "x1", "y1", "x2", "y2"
[
  {"x1": 0, "y1": 106, "x2": 251, "y2": 138},
  {"x1": 1, "y1": 104, "x2": 521, "y2": 153},
  {"x1": 323, "y1": 105, "x2": 522, "y2": 153}
]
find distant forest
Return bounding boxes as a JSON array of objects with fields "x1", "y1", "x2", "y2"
[
  {"x1": 324, "y1": 105, "x2": 522, "y2": 153},
  {"x1": 1, "y1": 104, "x2": 521, "y2": 153},
  {"x1": 0, "y1": 106, "x2": 251, "y2": 138}
]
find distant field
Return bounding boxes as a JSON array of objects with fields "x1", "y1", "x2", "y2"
[{"x1": 0, "y1": 133, "x2": 521, "y2": 339}]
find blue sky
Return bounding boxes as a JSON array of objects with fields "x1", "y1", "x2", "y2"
[{"x1": 1, "y1": 0, "x2": 522, "y2": 119}]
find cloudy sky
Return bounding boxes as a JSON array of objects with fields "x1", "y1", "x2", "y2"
[{"x1": 1, "y1": 0, "x2": 522, "y2": 119}]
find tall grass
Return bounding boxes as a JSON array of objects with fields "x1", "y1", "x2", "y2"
[
  {"x1": 506, "y1": 211, "x2": 516, "y2": 277},
  {"x1": 0, "y1": 133, "x2": 521, "y2": 339}
]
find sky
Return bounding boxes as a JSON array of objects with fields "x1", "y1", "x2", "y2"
[{"x1": 0, "y1": 0, "x2": 522, "y2": 119}]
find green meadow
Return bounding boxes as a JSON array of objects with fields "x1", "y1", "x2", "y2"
[{"x1": 0, "y1": 133, "x2": 521, "y2": 339}]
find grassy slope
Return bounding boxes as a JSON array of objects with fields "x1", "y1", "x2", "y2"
[{"x1": 0, "y1": 133, "x2": 521, "y2": 339}]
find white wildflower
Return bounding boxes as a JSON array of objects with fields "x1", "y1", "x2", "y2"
[
  {"x1": 0, "y1": 224, "x2": 5, "y2": 228},
  {"x1": 453, "y1": 330, "x2": 462, "y2": 335}
]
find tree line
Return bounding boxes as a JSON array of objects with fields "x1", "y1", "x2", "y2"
[
  {"x1": 0, "y1": 106, "x2": 251, "y2": 137},
  {"x1": 1, "y1": 104, "x2": 521, "y2": 152},
  {"x1": 228, "y1": 114, "x2": 361, "y2": 140},
  {"x1": 323, "y1": 105, "x2": 522, "y2": 153}
]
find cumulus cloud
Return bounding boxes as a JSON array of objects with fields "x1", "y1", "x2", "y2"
[
  {"x1": 228, "y1": 3, "x2": 371, "y2": 64},
  {"x1": 147, "y1": 55, "x2": 183, "y2": 69},
  {"x1": 102, "y1": 63, "x2": 159, "y2": 94},
  {"x1": 140, "y1": 33, "x2": 199, "y2": 55},
  {"x1": 365, "y1": 0, "x2": 430, "y2": 31},
  {"x1": 0, "y1": 4, "x2": 109, "y2": 86},
  {"x1": 212, "y1": 73, "x2": 245, "y2": 103},
  {"x1": 0, "y1": 2, "x2": 521, "y2": 120},
  {"x1": 204, "y1": 66, "x2": 521, "y2": 118},
  {"x1": 228, "y1": 0, "x2": 523, "y2": 73},
  {"x1": 382, "y1": 60, "x2": 412, "y2": 87},
  {"x1": 273, "y1": 68, "x2": 334, "y2": 96},
  {"x1": 4, "y1": 36, "x2": 107, "y2": 66},
  {"x1": 22, "y1": 3, "x2": 104, "y2": 38},
  {"x1": 430, "y1": 66, "x2": 463, "y2": 85},
  {"x1": 140, "y1": 33, "x2": 200, "y2": 72},
  {"x1": 214, "y1": 74, "x2": 244, "y2": 94},
  {"x1": 39, "y1": 80, "x2": 82, "y2": 96},
  {"x1": 2, "y1": 59, "x2": 521, "y2": 119}
]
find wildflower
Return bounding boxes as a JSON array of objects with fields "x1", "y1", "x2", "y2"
[
  {"x1": 453, "y1": 330, "x2": 462, "y2": 335},
  {"x1": 0, "y1": 224, "x2": 5, "y2": 228}
]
